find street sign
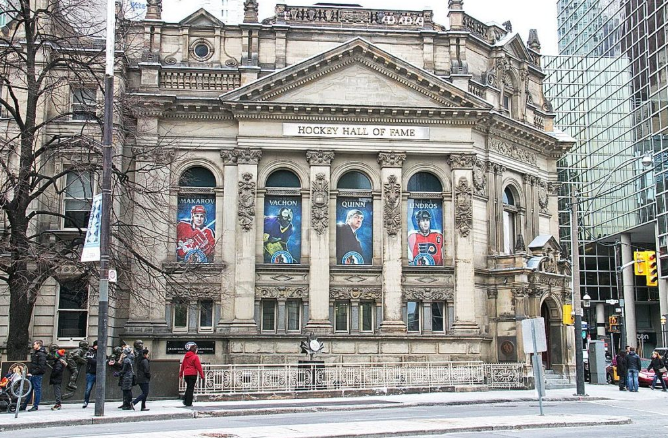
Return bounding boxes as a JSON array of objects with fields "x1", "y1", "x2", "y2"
[
  {"x1": 605, "y1": 299, "x2": 618, "y2": 305},
  {"x1": 522, "y1": 318, "x2": 548, "y2": 353}
]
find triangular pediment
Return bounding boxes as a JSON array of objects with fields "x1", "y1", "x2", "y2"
[
  {"x1": 180, "y1": 8, "x2": 224, "y2": 27},
  {"x1": 222, "y1": 38, "x2": 492, "y2": 111},
  {"x1": 503, "y1": 34, "x2": 531, "y2": 62}
]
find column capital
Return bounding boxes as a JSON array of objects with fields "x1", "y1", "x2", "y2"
[
  {"x1": 448, "y1": 153, "x2": 477, "y2": 169},
  {"x1": 306, "y1": 150, "x2": 335, "y2": 166},
  {"x1": 236, "y1": 148, "x2": 262, "y2": 164},
  {"x1": 220, "y1": 149, "x2": 238, "y2": 165},
  {"x1": 377, "y1": 151, "x2": 406, "y2": 168}
]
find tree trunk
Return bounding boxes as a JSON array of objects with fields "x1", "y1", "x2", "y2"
[{"x1": 7, "y1": 277, "x2": 34, "y2": 360}]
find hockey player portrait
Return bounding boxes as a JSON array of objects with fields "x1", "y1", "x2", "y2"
[
  {"x1": 407, "y1": 204, "x2": 443, "y2": 266},
  {"x1": 263, "y1": 196, "x2": 302, "y2": 264},
  {"x1": 176, "y1": 199, "x2": 216, "y2": 263},
  {"x1": 336, "y1": 198, "x2": 373, "y2": 265}
]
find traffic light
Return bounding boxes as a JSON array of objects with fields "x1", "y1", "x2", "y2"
[
  {"x1": 646, "y1": 250, "x2": 658, "y2": 286},
  {"x1": 634, "y1": 251, "x2": 648, "y2": 275}
]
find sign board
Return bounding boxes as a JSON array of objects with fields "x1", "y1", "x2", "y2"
[
  {"x1": 521, "y1": 317, "x2": 548, "y2": 353},
  {"x1": 81, "y1": 194, "x2": 103, "y2": 262},
  {"x1": 166, "y1": 340, "x2": 215, "y2": 355},
  {"x1": 283, "y1": 123, "x2": 429, "y2": 140},
  {"x1": 108, "y1": 269, "x2": 117, "y2": 283}
]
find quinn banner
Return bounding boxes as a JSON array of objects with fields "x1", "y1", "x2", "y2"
[
  {"x1": 176, "y1": 195, "x2": 216, "y2": 263},
  {"x1": 336, "y1": 197, "x2": 373, "y2": 265},
  {"x1": 407, "y1": 198, "x2": 443, "y2": 266},
  {"x1": 263, "y1": 196, "x2": 301, "y2": 264}
]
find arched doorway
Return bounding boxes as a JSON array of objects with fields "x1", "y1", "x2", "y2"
[{"x1": 540, "y1": 296, "x2": 564, "y2": 371}]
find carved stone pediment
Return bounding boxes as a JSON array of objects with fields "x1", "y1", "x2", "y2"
[
  {"x1": 403, "y1": 287, "x2": 453, "y2": 301},
  {"x1": 179, "y1": 8, "x2": 224, "y2": 27},
  {"x1": 330, "y1": 287, "x2": 381, "y2": 300}
]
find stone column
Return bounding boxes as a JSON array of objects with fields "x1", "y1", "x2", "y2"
[
  {"x1": 219, "y1": 150, "x2": 238, "y2": 331},
  {"x1": 493, "y1": 164, "x2": 506, "y2": 253},
  {"x1": 378, "y1": 151, "x2": 407, "y2": 333},
  {"x1": 230, "y1": 148, "x2": 262, "y2": 333},
  {"x1": 305, "y1": 150, "x2": 334, "y2": 333},
  {"x1": 621, "y1": 233, "x2": 637, "y2": 348},
  {"x1": 450, "y1": 154, "x2": 479, "y2": 333}
]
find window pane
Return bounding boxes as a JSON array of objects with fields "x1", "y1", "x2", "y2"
[
  {"x1": 262, "y1": 300, "x2": 276, "y2": 331},
  {"x1": 179, "y1": 166, "x2": 216, "y2": 187},
  {"x1": 335, "y1": 301, "x2": 349, "y2": 331},
  {"x1": 59, "y1": 281, "x2": 88, "y2": 310},
  {"x1": 66, "y1": 172, "x2": 93, "y2": 198},
  {"x1": 266, "y1": 170, "x2": 301, "y2": 188},
  {"x1": 287, "y1": 300, "x2": 300, "y2": 331},
  {"x1": 200, "y1": 300, "x2": 213, "y2": 327},
  {"x1": 72, "y1": 88, "x2": 97, "y2": 120},
  {"x1": 407, "y1": 301, "x2": 420, "y2": 332},
  {"x1": 64, "y1": 172, "x2": 93, "y2": 228},
  {"x1": 57, "y1": 311, "x2": 87, "y2": 338},
  {"x1": 432, "y1": 302, "x2": 445, "y2": 332},
  {"x1": 174, "y1": 303, "x2": 188, "y2": 328},
  {"x1": 337, "y1": 171, "x2": 371, "y2": 190},
  {"x1": 407, "y1": 172, "x2": 442, "y2": 192},
  {"x1": 360, "y1": 302, "x2": 373, "y2": 331}
]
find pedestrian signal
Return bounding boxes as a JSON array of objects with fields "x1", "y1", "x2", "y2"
[
  {"x1": 634, "y1": 251, "x2": 648, "y2": 275},
  {"x1": 608, "y1": 315, "x2": 620, "y2": 333},
  {"x1": 646, "y1": 251, "x2": 658, "y2": 286}
]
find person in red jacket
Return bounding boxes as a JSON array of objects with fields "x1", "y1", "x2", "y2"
[{"x1": 179, "y1": 342, "x2": 204, "y2": 406}]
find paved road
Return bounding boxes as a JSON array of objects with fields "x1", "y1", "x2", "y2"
[{"x1": 9, "y1": 395, "x2": 666, "y2": 438}]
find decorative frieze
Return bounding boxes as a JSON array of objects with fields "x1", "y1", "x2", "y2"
[
  {"x1": 238, "y1": 172, "x2": 256, "y2": 231},
  {"x1": 377, "y1": 151, "x2": 406, "y2": 168},
  {"x1": 329, "y1": 287, "x2": 381, "y2": 300},
  {"x1": 448, "y1": 154, "x2": 476, "y2": 169},
  {"x1": 403, "y1": 287, "x2": 453, "y2": 301},
  {"x1": 236, "y1": 148, "x2": 262, "y2": 165},
  {"x1": 383, "y1": 174, "x2": 401, "y2": 236},
  {"x1": 454, "y1": 177, "x2": 473, "y2": 237},
  {"x1": 489, "y1": 139, "x2": 537, "y2": 166},
  {"x1": 256, "y1": 286, "x2": 308, "y2": 299},
  {"x1": 167, "y1": 285, "x2": 220, "y2": 300},
  {"x1": 306, "y1": 150, "x2": 335, "y2": 166},
  {"x1": 311, "y1": 173, "x2": 329, "y2": 235}
]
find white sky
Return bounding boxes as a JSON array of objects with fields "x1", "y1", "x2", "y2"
[{"x1": 163, "y1": 0, "x2": 559, "y2": 56}]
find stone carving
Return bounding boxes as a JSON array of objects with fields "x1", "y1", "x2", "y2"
[
  {"x1": 448, "y1": 154, "x2": 476, "y2": 169},
  {"x1": 548, "y1": 182, "x2": 561, "y2": 196},
  {"x1": 383, "y1": 174, "x2": 401, "y2": 236},
  {"x1": 243, "y1": 0, "x2": 258, "y2": 23},
  {"x1": 236, "y1": 148, "x2": 262, "y2": 165},
  {"x1": 487, "y1": 288, "x2": 498, "y2": 299},
  {"x1": 145, "y1": 0, "x2": 162, "y2": 20},
  {"x1": 490, "y1": 162, "x2": 506, "y2": 175},
  {"x1": 403, "y1": 288, "x2": 453, "y2": 301},
  {"x1": 538, "y1": 180, "x2": 549, "y2": 213},
  {"x1": 484, "y1": 70, "x2": 497, "y2": 88},
  {"x1": 514, "y1": 233, "x2": 525, "y2": 252},
  {"x1": 377, "y1": 151, "x2": 406, "y2": 168},
  {"x1": 489, "y1": 139, "x2": 537, "y2": 165},
  {"x1": 329, "y1": 287, "x2": 381, "y2": 300},
  {"x1": 220, "y1": 149, "x2": 238, "y2": 164},
  {"x1": 256, "y1": 286, "x2": 308, "y2": 299},
  {"x1": 167, "y1": 284, "x2": 220, "y2": 299},
  {"x1": 238, "y1": 172, "x2": 256, "y2": 231},
  {"x1": 306, "y1": 150, "x2": 335, "y2": 165},
  {"x1": 311, "y1": 173, "x2": 329, "y2": 235},
  {"x1": 454, "y1": 177, "x2": 473, "y2": 237},
  {"x1": 473, "y1": 160, "x2": 487, "y2": 197},
  {"x1": 512, "y1": 287, "x2": 529, "y2": 298}
]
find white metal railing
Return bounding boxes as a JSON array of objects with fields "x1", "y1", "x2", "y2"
[{"x1": 179, "y1": 361, "x2": 527, "y2": 395}]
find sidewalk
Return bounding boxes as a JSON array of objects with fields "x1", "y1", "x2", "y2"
[{"x1": 1, "y1": 384, "x2": 662, "y2": 433}]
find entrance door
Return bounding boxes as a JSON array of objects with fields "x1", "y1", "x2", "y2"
[{"x1": 541, "y1": 302, "x2": 552, "y2": 369}]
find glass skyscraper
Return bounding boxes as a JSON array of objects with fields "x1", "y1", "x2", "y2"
[{"x1": 545, "y1": 0, "x2": 667, "y2": 355}]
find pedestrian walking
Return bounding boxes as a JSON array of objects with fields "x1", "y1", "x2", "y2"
[
  {"x1": 50, "y1": 349, "x2": 66, "y2": 410},
  {"x1": 615, "y1": 350, "x2": 627, "y2": 391},
  {"x1": 20, "y1": 340, "x2": 48, "y2": 411},
  {"x1": 132, "y1": 349, "x2": 151, "y2": 411},
  {"x1": 625, "y1": 346, "x2": 642, "y2": 392},
  {"x1": 648, "y1": 350, "x2": 668, "y2": 391},
  {"x1": 118, "y1": 346, "x2": 135, "y2": 410},
  {"x1": 179, "y1": 342, "x2": 204, "y2": 407},
  {"x1": 82, "y1": 340, "x2": 98, "y2": 408}
]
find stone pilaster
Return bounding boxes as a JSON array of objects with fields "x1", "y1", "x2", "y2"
[
  {"x1": 449, "y1": 154, "x2": 479, "y2": 333},
  {"x1": 218, "y1": 150, "x2": 238, "y2": 331},
  {"x1": 230, "y1": 148, "x2": 262, "y2": 333},
  {"x1": 305, "y1": 150, "x2": 334, "y2": 333},
  {"x1": 378, "y1": 151, "x2": 407, "y2": 333}
]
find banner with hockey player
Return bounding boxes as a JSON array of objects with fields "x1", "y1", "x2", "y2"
[
  {"x1": 263, "y1": 196, "x2": 301, "y2": 264},
  {"x1": 176, "y1": 195, "x2": 216, "y2": 263},
  {"x1": 336, "y1": 197, "x2": 373, "y2": 265},
  {"x1": 407, "y1": 198, "x2": 443, "y2": 266}
]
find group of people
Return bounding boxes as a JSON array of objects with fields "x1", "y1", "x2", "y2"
[
  {"x1": 111, "y1": 340, "x2": 151, "y2": 411},
  {"x1": 614, "y1": 346, "x2": 668, "y2": 392}
]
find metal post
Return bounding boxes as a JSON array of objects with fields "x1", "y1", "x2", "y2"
[
  {"x1": 570, "y1": 194, "x2": 586, "y2": 396},
  {"x1": 95, "y1": 0, "x2": 116, "y2": 417}
]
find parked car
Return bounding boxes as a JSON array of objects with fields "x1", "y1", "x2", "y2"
[{"x1": 606, "y1": 357, "x2": 668, "y2": 386}]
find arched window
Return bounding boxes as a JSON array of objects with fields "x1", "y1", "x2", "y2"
[
  {"x1": 503, "y1": 186, "x2": 519, "y2": 254},
  {"x1": 176, "y1": 166, "x2": 217, "y2": 263},
  {"x1": 263, "y1": 169, "x2": 302, "y2": 264},
  {"x1": 406, "y1": 172, "x2": 443, "y2": 266},
  {"x1": 336, "y1": 171, "x2": 373, "y2": 265}
]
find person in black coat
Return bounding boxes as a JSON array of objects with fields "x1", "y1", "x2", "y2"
[
  {"x1": 50, "y1": 349, "x2": 67, "y2": 410},
  {"x1": 82, "y1": 340, "x2": 98, "y2": 408},
  {"x1": 648, "y1": 351, "x2": 667, "y2": 391},
  {"x1": 20, "y1": 340, "x2": 48, "y2": 411},
  {"x1": 132, "y1": 349, "x2": 151, "y2": 411},
  {"x1": 118, "y1": 347, "x2": 135, "y2": 410},
  {"x1": 336, "y1": 210, "x2": 365, "y2": 264},
  {"x1": 615, "y1": 350, "x2": 627, "y2": 391}
]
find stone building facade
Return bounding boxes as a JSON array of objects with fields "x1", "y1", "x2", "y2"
[{"x1": 1, "y1": 1, "x2": 575, "y2": 374}]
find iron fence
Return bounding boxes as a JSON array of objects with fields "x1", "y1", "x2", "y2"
[{"x1": 179, "y1": 361, "x2": 527, "y2": 395}]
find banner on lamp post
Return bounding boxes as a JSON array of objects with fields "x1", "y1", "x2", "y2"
[{"x1": 81, "y1": 194, "x2": 103, "y2": 262}]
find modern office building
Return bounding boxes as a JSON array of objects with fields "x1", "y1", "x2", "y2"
[{"x1": 545, "y1": 0, "x2": 668, "y2": 355}]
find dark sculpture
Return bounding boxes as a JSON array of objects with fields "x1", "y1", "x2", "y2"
[
  {"x1": 65, "y1": 340, "x2": 89, "y2": 391},
  {"x1": 300, "y1": 332, "x2": 324, "y2": 361}
]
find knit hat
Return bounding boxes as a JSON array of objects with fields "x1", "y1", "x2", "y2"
[
  {"x1": 56, "y1": 349, "x2": 66, "y2": 358},
  {"x1": 93, "y1": 340, "x2": 98, "y2": 347}
]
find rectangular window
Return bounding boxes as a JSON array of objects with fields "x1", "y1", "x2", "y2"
[
  {"x1": 432, "y1": 302, "x2": 445, "y2": 332},
  {"x1": 63, "y1": 172, "x2": 93, "y2": 229},
  {"x1": 286, "y1": 299, "x2": 301, "y2": 332},
  {"x1": 503, "y1": 94, "x2": 511, "y2": 111},
  {"x1": 262, "y1": 300, "x2": 276, "y2": 332},
  {"x1": 173, "y1": 301, "x2": 188, "y2": 331},
  {"x1": 199, "y1": 300, "x2": 213, "y2": 331},
  {"x1": 57, "y1": 280, "x2": 89, "y2": 339},
  {"x1": 360, "y1": 301, "x2": 374, "y2": 332},
  {"x1": 407, "y1": 301, "x2": 420, "y2": 332},
  {"x1": 335, "y1": 301, "x2": 349, "y2": 332},
  {"x1": 72, "y1": 87, "x2": 97, "y2": 120}
]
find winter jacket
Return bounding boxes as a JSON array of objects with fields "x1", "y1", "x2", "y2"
[
  {"x1": 28, "y1": 347, "x2": 48, "y2": 376},
  {"x1": 119, "y1": 354, "x2": 135, "y2": 391},
  {"x1": 85, "y1": 348, "x2": 98, "y2": 375},
  {"x1": 648, "y1": 356, "x2": 665, "y2": 374},
  {"x1": 135, "y1": 357, "x2": 151, "y2": 384},
  {"x1": 615, "y1": 353, "x2": 627, "y2": 374},
  {"x1": 625, "y1": 352, "x2": 642, "y2": 371},
  {"x1": 49, "y1": 359, "x2": 65, "y2": 385},
  {"x1": 179, "y1": 351, "x2": 204, "y2": 379}
]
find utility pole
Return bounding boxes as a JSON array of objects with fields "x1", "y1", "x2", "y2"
[{"x1": 570, "y1": 194, "x2": 586, "y2": 396}]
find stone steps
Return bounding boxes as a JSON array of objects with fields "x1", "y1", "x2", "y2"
[{"x1": 543, "y1": 369, "x2": 575, "y2": 390}]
